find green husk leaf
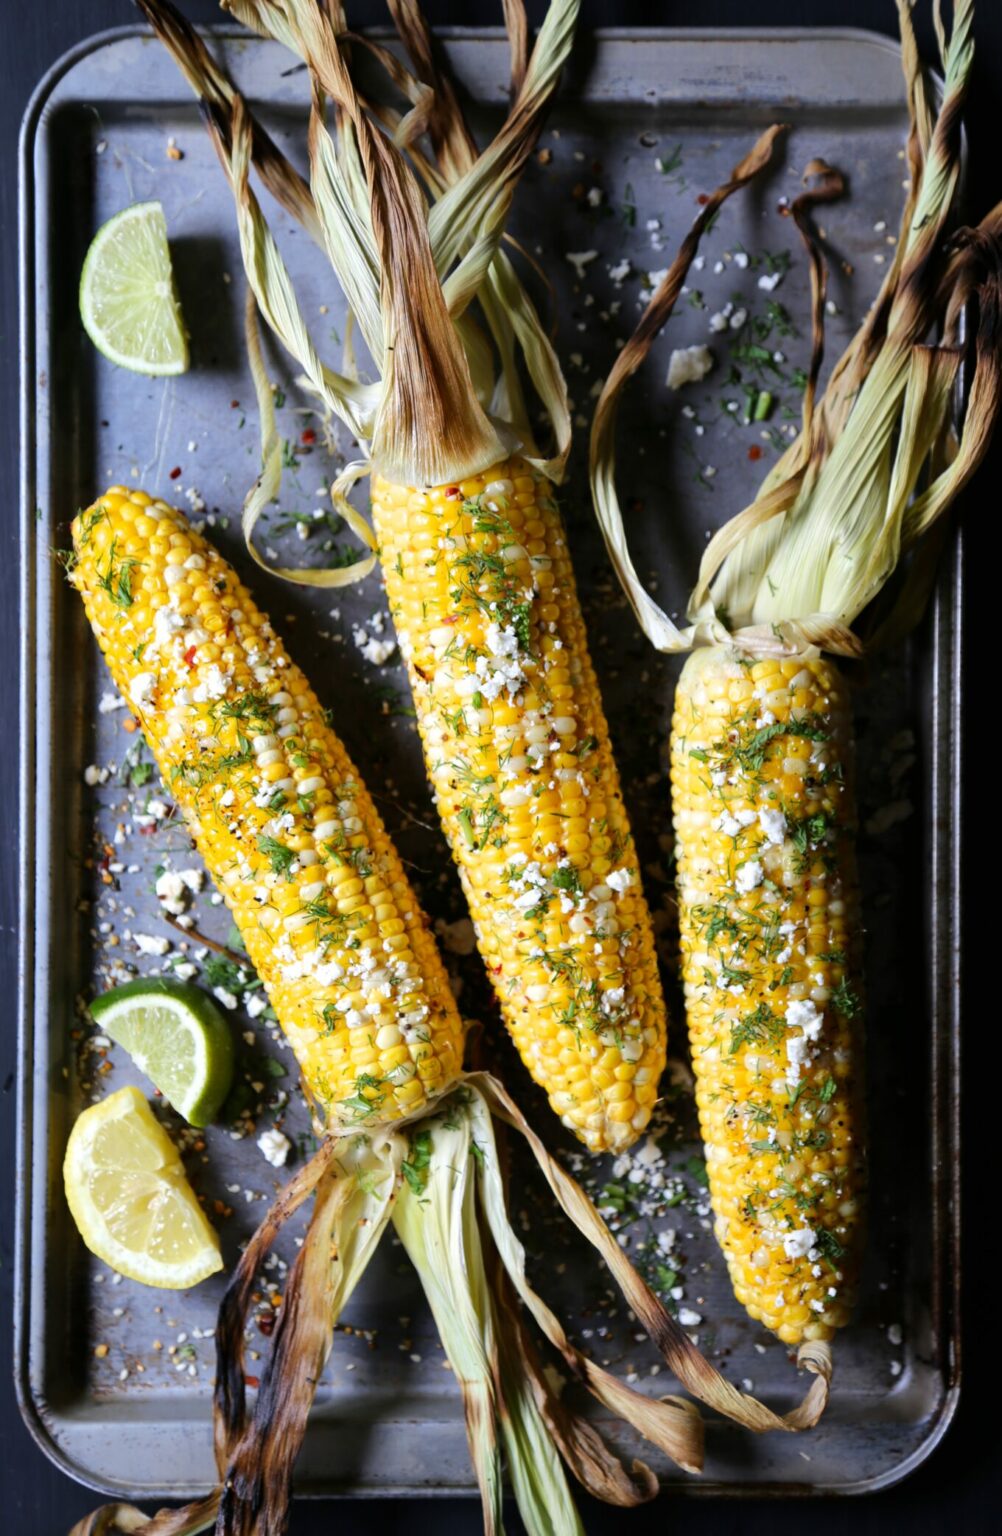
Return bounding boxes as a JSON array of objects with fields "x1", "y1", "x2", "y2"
[
  {"x1": 392, "y1": 1089, "x2": 670, "y2": 1535},
  {"x1": 391, "y1": 1109, "x2": 506, "y2": 1534}
]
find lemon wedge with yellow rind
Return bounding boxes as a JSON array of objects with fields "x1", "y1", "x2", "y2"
[{"x1": 63, "y1": 1085, "x2": 223, "y2": 1289}]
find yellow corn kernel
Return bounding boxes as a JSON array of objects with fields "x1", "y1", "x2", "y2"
[
  {"x1": 71, "y1": 487, "x2": 464, "y2": 1129},
  {"x1": 670, "y1": 644, "x2": 863, "y2": 1346},
  {"x1": 371, "y1": 457, "x2": 667, "y2": 1153}
]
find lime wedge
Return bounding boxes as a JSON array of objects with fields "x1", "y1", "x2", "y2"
[
  {"x1": 91, "y1": 978, "x2": 234, "y2": 1128},
  {"x1": 64, "y1": 1085, "x2": 223, "y2": 1289},
  {"x1": 79, "y1": 201, "x2": 189, "y2": 376}
]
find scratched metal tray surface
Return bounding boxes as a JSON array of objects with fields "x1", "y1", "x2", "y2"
[{"x1": 18, "y1": 25, "x2": 961, "y2": 1501}]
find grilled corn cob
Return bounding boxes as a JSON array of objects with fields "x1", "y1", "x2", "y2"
[
  {"x1": 372, "y1": 457, "x2": 665, "y2": 1152},
  {"x1": 133, "y1": 0, "x2": 666, "y2": 1152},
  {"x1": 71, "y1": 486, "x2": 463, "y2": 1127},
  {"x1": 670, "y1": 647, "x2": 862, "y2": 1345},
  {"x1": 70, "y1": 484, "x2": 711, "y2": 1536}
]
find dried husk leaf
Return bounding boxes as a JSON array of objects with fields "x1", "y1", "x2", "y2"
[
  {"x1": 393, "y1": 1093, "x2": 683, "y2": 1534},
  {"x1": 588, "y1": 123, "x2": 787, "y2": 656},
  {"x1": 69, "y1": 1497, "x2": 220, "y2": 1536},
  {"x1": 213, "y1": 1135, "x2": 340, "y2": 1464},
  {"x1": 217, "y1": 1165, "x2": 347, "y2": 1535},
  {"x1": 592, "y1": 1, "x2": 1000, "y2": 663},
  {"x1": 142, "y1": 0, "x2": 576, "y2": 590},
  {"x1": 241, "y1": 289, "x2": 379, "y2": 587},
  {"x1": 487, "y1": 1244, "x2": 659, "y2": 1508},
  {"x1": 472, "y1": 1074, "x2": 832, "y2": 1434},
  {"x1": 134, "y1": 0, "x2": 321, "y2": 241},
  {"x1": 215, "y1": 1131, "x2": 401, "y2": 1535}
]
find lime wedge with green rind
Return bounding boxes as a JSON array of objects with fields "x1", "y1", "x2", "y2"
[
  {"x1": 90, "y1": 978, "x2": 234, "y2": 1128},
  {"x1": 79, "y1": 201, "x2": 189, "y2": 376}
]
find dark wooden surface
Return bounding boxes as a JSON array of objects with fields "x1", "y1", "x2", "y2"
[{"x1": 2, "y1": 3, "x2": 995, "y2": 1531}]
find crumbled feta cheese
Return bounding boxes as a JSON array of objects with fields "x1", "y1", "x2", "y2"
[
  {"x1": 758, "y1": 808, "x2": 787, "y2": 845},
  {"x1": 134, "y1": 933, "x2": 170, "y2": 957},
  {"x1": 352, "y1": 626, "x2": 396, "y2": 666},
  {"x1": 666, "y1": 344, "x2": 713, "y2": 390},
  {"x1": 565, "y1": 250, "x2": 598, "y2": 280},
  {"x1": 258, "y1": 1128, "x2": 291, "y2": 1168},
  {"x1": 785, "y1": 1032, "x2": 811, "y2": 1084},
  {"x1": 887, "y1": 1323, "x2": 903, "y2": 1347},
  {"x1": 98, "y1": 691, "x2": 127, "y2": 714},
  {"x1": 246, "y1": 993, "x2": 268, "y2": 1020},
  {"x1": 155, "y1": 871, "x2": 189, "y2": 915},
  {"x1": 678, "y1": 1307, "x2": 702, "y2": 1328},
  {"x1": 786, "y1": 998, "x2": 823, "y2": 1041},
  {"x1": 130, "y1": 672, "x2": 157, "y2": 709},
  {"x1": 735, "y1": 860, "x2": 764, "y2": 894},
  {"x1": 758, "y1": 271, "x2": 783, "y2": 291},
  {"x1": 192, "y1": 665, "x2": 232, "y2": 703},
  {"x1": 608, "y1": 258, "x2": 631, "y2": 284},
  {"x1": 606, "y1": 867, "x2": 633, "y2": 894},
  {"x1": 213, "y1": 987, "x2": 239, "y2": 1011},
  {"x1": 84, "y1": 764, "x2": 109, "y2": 786},
  {"x1": 173, "y1": 962, "x2": 197, "y2": 981},
  {"x1": 781, "y1": 1227, "x2": 817, "y2": 1261}
]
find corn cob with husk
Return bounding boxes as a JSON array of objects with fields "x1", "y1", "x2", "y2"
[
  {"x1": 68, "y1": 486, "x2": 707, "y2": 1536},
  {"x1": 590, "y1": 0, "x2": 1001, "y2": 1365},
  {"x1": 69, "y1": 488, "x2": 838, "y2": 1536},
  {"x1": 136, "y1": 0, "x2": 666, "y2": 1156}
]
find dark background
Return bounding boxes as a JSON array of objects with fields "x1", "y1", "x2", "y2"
[{"x1": 1, "y1": 3, "x2": 992, "y2": 1533}]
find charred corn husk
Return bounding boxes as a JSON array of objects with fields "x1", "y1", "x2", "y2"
[
  {"x1": 591, "y1": 3, "x2": 1002, "y2": 1368},
  {"x1": 132, "y1": 0, "x2": 670, "y2": 1151},
  {"x1": 70, "y1": 486, "x2": 716, "y2": 1536},
  {"x1": 372, "y1": 457, "x2": 666, "y2": 1153},
  {"x1": 71, "y1": 485, "x2": 463, "y2": 1128},
  {"x1": 671, "y1": 647, "x2": 862, "y2": 1346}
]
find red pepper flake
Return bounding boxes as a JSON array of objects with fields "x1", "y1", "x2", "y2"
[
  {"x1": 244, "y1": 1375, "x2": 260, "y2": 1390},
  {"x1": 747, "y1": 445, "x2": 764, "y2": 461},
  {"x1": 169, "y1": 466, "x2": 182, "y2": 480},
  {"x1": 230, "y1": 400, "x2": 240, "y2": 409},
  {"x1": 696, "y1": 193, "x2": 710, "y2": 206},
  {"x1": 256, "y1": 1312, "x2": 276, "y2": 1337},
  {"x1": 444, "y1": 486, "x2": 461, "y2": 500},
  {"x1": 300, "y1": 428, "x2": 317, "y2": 446},
  {"x1": 184, "y1": 645, "x2": 197, "y2": 668}
]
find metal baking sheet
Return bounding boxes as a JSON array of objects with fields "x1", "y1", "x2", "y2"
[{"x1": 18, "y1": 25, "x2": 961, "y2": 1500}]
